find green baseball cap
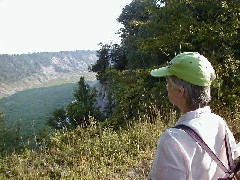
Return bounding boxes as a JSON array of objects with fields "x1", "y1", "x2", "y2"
[{"x1": 150, "y1": 52, "x2": 216, "y2": 86}]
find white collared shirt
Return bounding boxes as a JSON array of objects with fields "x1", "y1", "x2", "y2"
[{"x1": 150, "y1": 106, "x2": 239, "y2": 180}]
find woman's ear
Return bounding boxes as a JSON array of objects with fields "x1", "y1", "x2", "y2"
[{"x1": 178, "y1": 86, "x2": 185, "y2": 97}]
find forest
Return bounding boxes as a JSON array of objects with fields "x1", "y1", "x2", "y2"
[{"x1": 0, "y1": 0, "x2": 239, "y2": 179}]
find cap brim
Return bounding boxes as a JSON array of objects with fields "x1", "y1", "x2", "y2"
[{"x1": 150, "y1": 67, "x2": 172, "y2": 77}]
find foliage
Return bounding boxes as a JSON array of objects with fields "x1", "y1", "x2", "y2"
[
  {"x1": 101, "y1": 68, "x2": 178, "y2": 129},
  {"x1": 90, "y1": 43, "x2": 111, "y2": 83},
  {"x1": 214, "y1": 57, "x2": 240, "y2": 109},
  {"x1": 67, "y1": 77, "x2": 102, "y2": 127},
  {"x1": 118, "y1": 0, "x2": 162, "y2": 69},
  {"x1": 117, "y1": 0, "x2": 240, "y2": 68},
  {"x1": 49, "y1": 77, "x2": 103, "y2": 129},
  {"x1": 90, "y1": 43, "x2": 128, "y2": 75},
  {"x1": 0, "y1": 83, "x2": 77, "y2": 136},
  {"x1": 0, "y1": 118, "x2": 166, "y2": 179},
  {"x1": 110, "y1": 44, "x2": 128, "y2": 71},
  {"x1": 48, "y1": 108, "x2": 70, "y2": 129},
  {"x1": 0, "y1": 110, "x2": 26, "y2": 155},
  {"x1": 0, "y1": 0, "x2": 239, "y2": 178},
  {"x1": 211, "y1": 57, "x2": 240, "y2": 140}
]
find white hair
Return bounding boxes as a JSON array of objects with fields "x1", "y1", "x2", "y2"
[{"x1": 168, "y1": 76, "x2": 211, "y2": 110}]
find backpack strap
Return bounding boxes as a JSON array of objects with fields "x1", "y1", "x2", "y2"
[
  {"x1": 224, "y1": 129, "x2": 240, "y2": 179},
  {"x1": 225, "y1": 130, "x2": 234, "y2": 171},
  {"x1": 174, "y1": 124, "x2": 232, "y2": 176}
]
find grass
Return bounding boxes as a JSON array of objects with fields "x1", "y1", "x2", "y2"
[{"x1": 0, "y1": 118, "x2": 166, "y2": 179}]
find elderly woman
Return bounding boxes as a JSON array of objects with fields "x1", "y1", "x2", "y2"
[{"x1": 149, "y1": 52, "x2": 239, "y2": 179}]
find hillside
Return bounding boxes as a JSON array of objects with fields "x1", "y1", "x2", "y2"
[{"x1": 0, "y1": 50, "x2": 97, "y2": 98}]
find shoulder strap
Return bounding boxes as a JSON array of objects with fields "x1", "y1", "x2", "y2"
[
  {"x1": 174, "y1": 124, "x2": 232, "y2": 176},
  {"x1": 225, "y1": 129, "x2": 234, "y2": 171}
]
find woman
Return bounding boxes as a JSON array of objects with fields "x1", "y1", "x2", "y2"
[{"x1": 149, "y1": 52, "x2": 239, "y2": 179}]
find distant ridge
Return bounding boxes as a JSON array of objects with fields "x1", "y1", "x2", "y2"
[{"x1": 0, "y1": 50, "x2": 97, "y2": 98}]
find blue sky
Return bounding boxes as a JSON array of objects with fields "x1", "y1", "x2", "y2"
[{"x1": 0, "y1": 0, "x2": 132, "y2": 54}]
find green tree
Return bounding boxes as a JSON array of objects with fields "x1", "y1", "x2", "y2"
[
  {"x1": 101, "y1": 69, "x2": 176, "y2": 129},
  {"x1": 117, "y1": 0, "x2": 239, "y2": 108},
  {"x1": 48, "y1": 108, "x2": 69, "y2": 129},
  {"x1": 110, "y1": 44, "x2": 128, "y2": 71},
  {"x1": 0, "y1": 110, "x2": 6, "y2": 153},
  {"x1": 118, "y1": 0, "x2": 160, "y2": 69},
  {"x1": 0, "y1": 110, "x2": 24, "y2": 155},
  {"x1": 90, "y1": 43, "x2": 111, "y2": 83},
  {"x1": 67, "y1": 77, "x2": 102, "y2": 127},
  {"x1": 118, "y1": 0, "x2": 240, "y2": 67}
]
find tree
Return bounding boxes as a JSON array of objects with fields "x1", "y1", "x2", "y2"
[
  {"x1": 48, "y1": 108, "x2": 69, "y2": 129},
  {"x1": 0, "y1": 110, "x2": 6, "y2": 153},
  {"x1": 67, "y1": 77, "x2": 102, "y2": 127},
  {"x1": 117, "y1": 0, "x2": 240, "y2": 68},
  {"x1": 110, "y1": 44, "x2": 128, "y2": 71},
  {"x1": 92, "y1": 0, "x2": 239, "y2": 130},
  {"x1": 118, "y1": 0, "x2": 161, "y2": 69},
  {"x1": 90, "y1": 43, "x2": 111, "y2": 83}
]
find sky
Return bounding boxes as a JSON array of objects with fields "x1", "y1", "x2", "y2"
[{"x1": 0, "y1": 0, "x2": 132, "y2": 54}]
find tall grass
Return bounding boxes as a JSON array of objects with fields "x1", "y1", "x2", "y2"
[{"x1": 0, "y1": 117, "x2": 166, "y2": 179}]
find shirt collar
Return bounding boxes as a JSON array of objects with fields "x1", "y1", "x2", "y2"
[{"x1": 176, "y1": 106, "x2": 211, "y2": 125}]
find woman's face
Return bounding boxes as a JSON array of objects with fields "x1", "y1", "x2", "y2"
[
  {"x1": 166, "y1": 77, "x2": 190, "y2": 114},
  {"x1": 166, "y1": 78, "x2": 180, "y2": 106}
]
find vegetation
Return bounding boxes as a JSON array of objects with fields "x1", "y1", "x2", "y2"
[
  {"x1": 0, "y1": 50, "x2": 96, "y2": 84},
  {"x1": 0, "y1": 0, "x2": 239, "y2": 179},
  {"x1": 48, "y1": 77, "x2": 102, "y2": 129},
  {"x1": 0, "y1": 110, "x2": 22, "y2": 155},
  {"x1": 90, "y1": 0, "x2": 240, "y2": 135},
  {"x1": 92, "y1": 0, "x2": 239, "y2": 104},
  {"x1": 0, "y1": 83, "x2": 77, "y2": 135},
  {"x1": 0, "y1": 117, "x2": 165, "y2": 179}
]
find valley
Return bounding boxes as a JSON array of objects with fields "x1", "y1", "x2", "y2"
[{"x1": 0, "y1": 79, "x2": 97, "y2": 137}]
